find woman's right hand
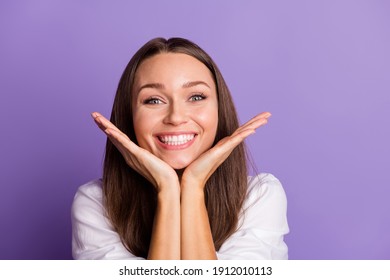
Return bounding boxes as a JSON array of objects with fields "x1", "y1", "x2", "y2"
[{"x1": 91, "y1": 112, "x2": 179, "y2": 193}]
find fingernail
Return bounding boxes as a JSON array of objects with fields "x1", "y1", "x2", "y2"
[
  {"x1": 265, "y1": 112, "x2": 272, "y2": 118},
  {"x1": 94, "y1": 118, "x2": 101, "y2": 126},
  {"x1": 91, "y1": 112, "x2": 98, "y2": 118}
]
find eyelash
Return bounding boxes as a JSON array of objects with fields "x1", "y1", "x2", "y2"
[
  {"x1": 189, "y1": 93, "x2": 206, "y2": 102},
  {"x1": 143, "y1": 93, "x2": 206, "y2": 104},
  {"x1": 143, "y1": 97, "x2": 162, "y2": 105}
]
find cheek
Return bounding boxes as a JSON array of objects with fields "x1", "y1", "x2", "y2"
[
  {"x1": 132, "y1": 111, "x2": 156, "y2": 148},
  {"x1": 193, "y1": 106, "x2": 218, "y2": 140}
]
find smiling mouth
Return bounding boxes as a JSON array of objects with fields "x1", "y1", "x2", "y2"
[{"x1": 157, "y1": 134, "x2": 196, "y2": 146}]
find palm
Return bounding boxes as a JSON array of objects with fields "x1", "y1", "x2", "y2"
[
  {"x1": 92, "y1": 112, "x2": 178, "y2": 191},
  {"x1": 182, "y1": 112, "x2": 271, "y2": 187}
]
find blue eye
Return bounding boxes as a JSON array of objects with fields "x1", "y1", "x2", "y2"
[
  {"x1": 144, "y1": 98, "x2": 162, "y2": 104},
  {"x1": 189, "y1": 94, "x2": 206, "y2": 102}
]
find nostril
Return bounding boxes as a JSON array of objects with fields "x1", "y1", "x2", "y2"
[{"x1": 163, "y1": 107, "x2": 188, "y2": 125}]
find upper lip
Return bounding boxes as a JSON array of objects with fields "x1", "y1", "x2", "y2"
[{"x1": 154, "y1": 131, "x2": 198, "y2": 137}]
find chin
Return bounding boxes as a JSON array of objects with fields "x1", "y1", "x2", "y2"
[
  {"x1": 164, "y1": 157, "x2": 193, "y2": 170},
  {"x1": 168, "y1": 162, "x2": 190, "y2": 170}
]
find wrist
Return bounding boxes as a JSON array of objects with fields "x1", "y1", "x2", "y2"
[
  {"x1": 157, "y1": 180, "x2": 181, "y2": 199},
  {"x1": 155, "y1": 174, "x2": 180, "y2": 190},
  {"x1": 180, "y1": 181, "x2": 205, "y2": 200}
]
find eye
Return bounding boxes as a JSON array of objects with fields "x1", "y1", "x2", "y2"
[
  {"x1": 189, "y1": 93, "x2": 206, "y2": 102},
  {"x1": 143, "y1": 97, "x2": 163, "y2": 105}
]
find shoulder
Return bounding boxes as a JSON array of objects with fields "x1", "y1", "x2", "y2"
[
  {"x1": 71, "y1": 179, "x2": 104, "y2": 230},
  {"x1": 71, "y1": 179, "x2": 104, "y2": 220},
  {"x1": 244, "y1": 173, "x2": 287, "y2": 211},
  {"x1": 216, "y1": 173, "x2": 289, "y2": 259},
  {"x1": 71, "y1": 179, "x2": 141, "y2": 259},
  {"x1": 73, "y1": 179, "x2": 103, "y2": 201},
  {"x1": 241, "y1": 173, "x2": 288, "y2": 234}
]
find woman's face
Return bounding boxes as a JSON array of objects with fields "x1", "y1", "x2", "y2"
[{"x1": 132, "y1": 53, "x2": 218, "y2": 169}]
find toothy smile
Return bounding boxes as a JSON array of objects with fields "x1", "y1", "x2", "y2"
[{"x1": 157, "y1": 134, "x2": 196, "y2": 146}]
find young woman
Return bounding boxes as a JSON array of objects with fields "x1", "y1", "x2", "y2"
[{"x1": 71, "y1": 37, "x2": 288, "y2": 260}]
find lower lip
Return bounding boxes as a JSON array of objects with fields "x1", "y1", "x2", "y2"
[{"x1": 156, "y1": 136, "x2": 197, "y2": 150}]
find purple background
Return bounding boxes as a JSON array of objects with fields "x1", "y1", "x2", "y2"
[{"x1": 1, "y1": 0, "x2": 389, "y2": 260}]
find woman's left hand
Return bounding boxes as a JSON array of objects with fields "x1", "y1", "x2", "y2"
[{"x1": 181, "y1": 112, "x2": 271, "y2": 189}]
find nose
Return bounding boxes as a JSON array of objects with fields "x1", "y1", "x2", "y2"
[{"x1": 163, "y1": 103, "x2": 188, "y2": 125}]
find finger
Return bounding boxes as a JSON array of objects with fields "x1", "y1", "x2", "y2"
[
  {"x1": 104, "y1": 129, "x2": 148, "y2": 173},
  {"x1": 93, "y1": 116, "x2": 148, "y2": 164},
  {"x1": 105, "y1": 128, "x2": 175, "y2": 188},
  {"x1": 232, "y1": 112, "x2": 270, "y2": 135},
  {"x1": 244, "y1": 116, "x2": 268, "y2": 130},
  {"x1": 91, "y1": 112, "x2": 114, "y2": 130},
  {"x1": 183, "y1": 113, "x2": 271, "y2": 184},
  {"x1": 224, "y1": 129, "x2": 255, "y2": 148},
  {"x1": 241, "y1": 112, "x2": 271, "y2": 127},
  {"x1": 216, "y1": 117, "x2": 269, "y2": 154},
  {"x1": 243, "y1": 112, "x2": 270, "y2": 127},
  {"x1": 209, "y1": 129, "x2": 254, "y2": 162},
  {"x1": 105, "y1": 128, "x2": 138, "y2": 155},
  {"x1": 232, "y1": 116, "x2": 268, "y2": 137},
  {"x1": 91, "y1": 112, "x2": 122, "y2": 133}
]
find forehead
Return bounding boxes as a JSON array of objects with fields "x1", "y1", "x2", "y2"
[{"x1": 134, "y1": 53, "x2": 215, "y2": 88}]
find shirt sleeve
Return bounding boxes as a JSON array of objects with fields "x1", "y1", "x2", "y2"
[
  {"x1": 216, "y1": 173, "x2": 289, "y2": 260},
  {"x1": 71, "y1": 180, "x2": 144, "y2": 260}
]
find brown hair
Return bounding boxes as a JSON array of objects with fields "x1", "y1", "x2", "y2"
[{"x1": 103, "y1": 37, "x2": 248, "y2": 258}]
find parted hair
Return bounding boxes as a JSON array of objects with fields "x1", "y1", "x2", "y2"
[{"x1": 103, "y1": 37, "x2": 248, "y2": 258}]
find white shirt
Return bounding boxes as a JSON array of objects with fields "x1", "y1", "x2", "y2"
[{"x1": 71, "y1": 173, "x2": 289, "y2": 259}]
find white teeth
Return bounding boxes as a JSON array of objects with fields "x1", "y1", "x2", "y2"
[{"x1": 158, "y1": 134, "x2": 195, "y2": 145}]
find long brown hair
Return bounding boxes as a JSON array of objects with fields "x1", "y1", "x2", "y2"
[{"x1": 103, "y1": 37, "x2": 248, "y2": 258}]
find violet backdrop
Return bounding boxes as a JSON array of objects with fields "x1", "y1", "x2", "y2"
[{"x1": 0, "y1": 0, "x2": 389, "y2": 259}]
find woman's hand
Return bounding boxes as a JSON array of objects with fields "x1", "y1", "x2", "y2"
[
  {"x1": 92, "y1": 112, "x2": 181, "y2": 259},
  {"x1": 181, "y1": 112, "x2": 271, "y2": 189},
  {"x1": 91, "y1": 112, "x2": 179, "y2": 192},
  {"x1": 180, "y1": 112, "x2": 271, "y2": 260}
]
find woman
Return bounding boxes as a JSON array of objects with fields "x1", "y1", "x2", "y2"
[{"x1": 71, "y1": 37, "x2": 288, "y2": 260}]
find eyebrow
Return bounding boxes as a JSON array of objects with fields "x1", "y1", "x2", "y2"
[
  {"x1": 137, "y1": 83, "x2": 165, "y2": 92},
  {"x1": 182, "y1": 81, "x2": 211, "y2": 89},
  {"x1": 137, "y1": 80, "x2": 210, "y2": 93}
]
